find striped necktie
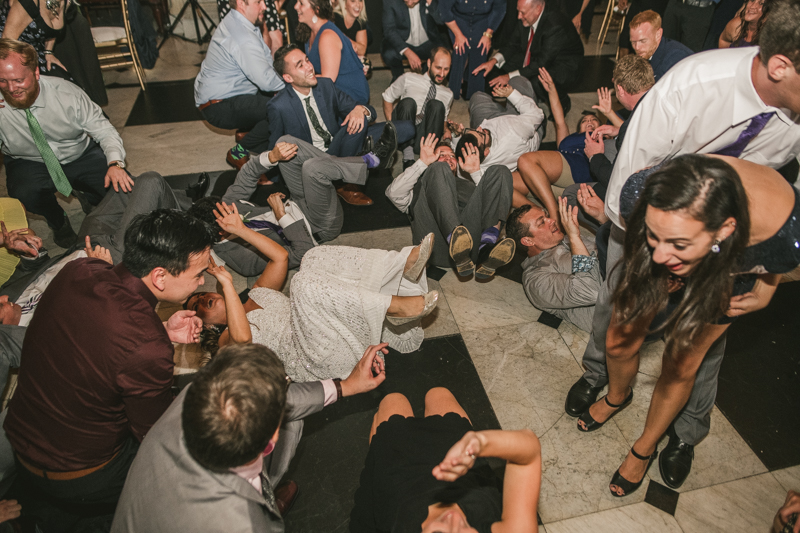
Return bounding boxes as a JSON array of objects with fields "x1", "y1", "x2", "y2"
[
  {"x1": 25, "y1": 109, "x2": 72, "y2": 197},
  {"x1": 416, "y1": 79, "x2": 437, "y2": 125}
]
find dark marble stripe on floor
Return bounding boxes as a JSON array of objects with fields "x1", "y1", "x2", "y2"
[
  {"x1": 283, "y1": 334, "x2": 503, "y2": 533},
  {"x1": 716, "y1": 280, "x2": 800, "y2": 471},
  {"x1": 125, "y1": 79, "x2": 202, "y2": 126},
  {"x1": 572, "y1": 56, "x2": 617, "y2": 93}
]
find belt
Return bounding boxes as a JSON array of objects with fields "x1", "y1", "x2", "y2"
[
  {"x1": 17, "y1": 451, "x2": 118, "y2": 481},
  {"x1": 197, "y1": 99, "x2": 223, "y2": 111},
  {"x1": 680, "y1": 0, "x2": 714, "y2": 7}
]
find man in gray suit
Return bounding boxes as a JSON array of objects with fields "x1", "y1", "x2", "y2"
[{"x1": 112, "y1": 342, "x2": 388, "y2": 532}]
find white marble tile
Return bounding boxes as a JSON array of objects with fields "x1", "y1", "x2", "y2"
[
  {"x1": 557, "y1": 320, "x2": 590, "y2": 368},
  {"x1": 544, "y1": 502, "x2": 682, "y2": 533},
  {"x1": 438, "y1": 271, "x2": 541, "y2": 332},
  {"x1": 674, "y1": 472, "x2": 787, "y2": 533},
  {"x1": 637, "y1": 339, "x2": 665, "y2": 378},
  {"x1": 325, "y1": 227, "x2": 413, "y2": 251},
  {"x1": 773, "y1": 465, "x2": 800, "y2": 493}
]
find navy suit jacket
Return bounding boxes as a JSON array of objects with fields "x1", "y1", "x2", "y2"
[
  {"x1": 382, "y1": 0, "x2": 441, "y2": 54},
  {"x1": 266, "y1": 77, "x2": 376, "y2": 149},
  {"x1": 649, "y1": 38, "x2": 693, "y2": 81}
]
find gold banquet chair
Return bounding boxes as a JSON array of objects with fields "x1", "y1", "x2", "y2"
[{"x1": 90, "y1": 0, "x2": 146, "y2": 91}]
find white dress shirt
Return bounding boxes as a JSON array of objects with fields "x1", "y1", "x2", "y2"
[
  {"x1": 382, "y1": 72, "x2": 455, "y2": 120},
  {"x1": 294, "y1": 88, "x2": 332, "y2": 152},
  {"x1": 404, "y1": 3, "x2": 428, "y2": 49},
  {"x1": 492, "y1": 9, "x2": 544, "y2": 79},
  {"x1": 0, "y1": 77, "x2": 125, "y2": 164},
  {"x1": 606, "y1": 46, "x2": 800, "y2": 228},
  {"x1": 473, "y1": 89, "x2": 544, "y2": 181}
]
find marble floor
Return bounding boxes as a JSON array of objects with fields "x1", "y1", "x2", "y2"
[{"x1": 1, "y1": 14, "x2": 798, "y2": 532}]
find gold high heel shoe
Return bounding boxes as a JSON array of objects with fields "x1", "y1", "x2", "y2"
[
  {"x1": 386, "y1": 291, "x2": 439, "y2": 325},
  {"x1": 403, "y1": 233, "x2": 434, "y2": 283}
]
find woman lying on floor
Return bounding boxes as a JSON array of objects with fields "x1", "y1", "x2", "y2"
[
  {"x1": 349, "y1": 387, "x2": 541, "y2": 532},
  {"x1": 189, "y1": 201, "x2": 438, "y2": 382}
]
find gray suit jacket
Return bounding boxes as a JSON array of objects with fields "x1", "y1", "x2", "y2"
[{"x1": 111, "y1": 380, "x2": 325, "y2": 533}]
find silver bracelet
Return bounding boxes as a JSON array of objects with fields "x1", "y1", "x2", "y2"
[{"x1": 43, "y1": 50, "x2": 54, "y2": 55}]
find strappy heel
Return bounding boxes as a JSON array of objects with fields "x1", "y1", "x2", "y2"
[
  {"x1": 577, "y1": 388, "x2": 633, "y2": 432},
  {"x1": 609, "y1": 446, "x2": 658, "y2": 497}
]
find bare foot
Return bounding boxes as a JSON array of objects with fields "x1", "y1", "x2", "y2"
[{"x1": 387, "y1": 295, "x2": 425, "y2": 318}]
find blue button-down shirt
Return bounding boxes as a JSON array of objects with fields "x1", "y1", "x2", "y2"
[{"x1": 194, "y1": 10, "x2": 284, "y2": 105}]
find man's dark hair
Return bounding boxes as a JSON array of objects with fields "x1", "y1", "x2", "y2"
[
  {"x1": 274, "y1": 43, "x2": 301, "y2": 77},
  {"x1": 123, "y1": 209, "x2": 216, "y2": 278},
  {"x1": 506, "y1": 205, "x2": 534, "y2": 247},
  {"x1": 429, "y1": 45, "x2": 452, "y2": 62},
  {"x1": 182, "y1": 344, "x2": 288, "y2": 471},
  {"x1": 454, "y1": 133, "x2": 486, "y2": 164},
  {"x1": 759, "y1": 0, "x2": 800, "y2": 70},
  {"x1": 186, "y1": 196, "x2": 224, "y2": 243}
]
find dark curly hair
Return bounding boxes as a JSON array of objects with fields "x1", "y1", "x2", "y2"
[{"x1": 295, "y1": 0, "x2": 334, "y2": 43}]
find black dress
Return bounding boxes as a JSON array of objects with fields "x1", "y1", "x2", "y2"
[
  {"x1": 0, "y1": 0, "x2": 58, "y2": 73},
  {"x1": 349, "y1": 413, "x2": 502, "y2": 533},
  {"x1": 333, "y1": 12, "x2": 364, "y2": 44}
]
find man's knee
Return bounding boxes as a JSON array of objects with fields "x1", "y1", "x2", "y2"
[
  {"x1": 481, "y1": 165, "x2": 513, "y2": 189},
  {"x1": 278, "y1": 134, "x2": 302, "y2": 146},
  {"x1": 425, "y1": 99, "x2": 445, "y2": 120},
  {"x1": 131, "y1": 172, "x2": 168, "y2": 194},
  {"x1": 395, "y1": 98, "x2": 417, "y2": 119}
]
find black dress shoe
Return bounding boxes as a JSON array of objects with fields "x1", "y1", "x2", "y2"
[
  {"x1": 659, "y1": 425, "x2": 694, "y2": 489},
  {"x1": 274, "y1": 480, "x2": 299, "y2": 516},
  {"x1": 565, "y1": 376, "x2": 604, "y2": 417},
  {"x1": 359, "y1": 135, "x2": 374, "y2": 156},
  {"x1": 186, "y1": 172, "x2": 210, "y2": 202},
  {"x1": 373, "y1": 121, "x2": 398, "y2": 170}
]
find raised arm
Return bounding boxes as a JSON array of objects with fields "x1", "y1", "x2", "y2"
[
  {"x1": 538, "y1": 68, "x2": 569, "y2": 146},
  {"x1": 207, "y1": 258, "x2": 252, "y2": 346}
]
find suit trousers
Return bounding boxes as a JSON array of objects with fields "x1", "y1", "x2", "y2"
[
  {"x1": 468, "y1": 76, "x2": 536, "y2": 128},
  {"x1": 327, "y1": 117, "x2": 369, "y2": 158},
  {"x1": 580, "y1": 224, "x2": 727, "y2": 445},
  {"x1": 662, "y1": 0, "x2": 716, "y2": 52},
  {"x1": 79, "y1": 172, "x2": 184, "y2": 265},
  {"x1": 410, "y1": 162, "x2": 513, "y2": 268},
  {"x1": 5, "y1": 142, "x2": 108, "y2": 229},
  {"x1": 381, "y1": 40, "x2": 435, "y2": 82},
  {"x1": 393, "y1": 98, "x2": 446, "y2": 153},
  {"x1": 277, "y1": 135, "x2": 367, "y2": 242},
  {"x1": 200, "y1": 92, "x2": 273, "y2": 153}
]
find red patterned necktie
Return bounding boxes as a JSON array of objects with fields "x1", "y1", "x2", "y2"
[{"x1": 523, "y1": 28, "x2": 535, "y2": 67}]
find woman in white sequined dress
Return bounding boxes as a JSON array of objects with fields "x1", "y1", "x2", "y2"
[{"x1": 188, "y1": 201, "x2": 438, "y2": 382}]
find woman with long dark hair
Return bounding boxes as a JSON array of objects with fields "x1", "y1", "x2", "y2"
[
  {"x1": 719, "y1": 0, "x2": 772, "y2": 47},
  {"x1": 577, "y1": 154, "x2": 800, "y2": 497}
]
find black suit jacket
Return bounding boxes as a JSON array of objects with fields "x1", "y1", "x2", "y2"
[
  {"x1": 266, "y1": 78, "x2": 376, "y2": 149},
  {"x1": 498, "y1": 8, "x2": 584, "y2": 89},
  {"x1": 382, "y1": 0, "x2": 441, "y2": 54}
]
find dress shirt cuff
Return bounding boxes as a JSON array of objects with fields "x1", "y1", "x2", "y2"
[
  {"x1": 20, "y1": 248, "x2": 48, "y2": 261},
  {"x1": 492, "y1": 53, "x2": 505, "y2": 68},
  {"x1": 400, "y1": 46, "x2": 409, "y2": 55},
  {"x1": 104, "y1": 151, "x2": 125, "y2": 165},
  {"x1": 507, "y1": 89, "x2": 523, "y2": 106},
  {"x1": 469, "y1": 170, "x2": 483, "y2": 184},
  {"x1": 321, "y1": 379, "x2": 338, "y2": 406},
  {"x1": 258, "y1": 151, "x2": 280, "y2": 169},
  {"x1": 509, "y1": 70, "x2": 520, "y2": 79},
  {"x1": 362, "y1": 105, "x2": 372, "y2": 121},
  {"x1": 571, "y1": 253, "x2": 598, "y2": 274},
  {"x1": 278, "y1": 212, "x2": 297, "y2": 228}
]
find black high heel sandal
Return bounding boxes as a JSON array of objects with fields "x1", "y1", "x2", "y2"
[
  {"x1": 577, "y1": 388, "x2": 633, "y2": 432},
  {"x1": 609, "y1": 446, "x2": 658, "y2": 497}
]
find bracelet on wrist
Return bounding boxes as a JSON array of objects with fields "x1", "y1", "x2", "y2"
[
  {"x1": 43, "y1": 50, "x2": 53, "y2": 55},
  {"x1": 482, "y1": 31, "x2": 492, "y2": 38}
]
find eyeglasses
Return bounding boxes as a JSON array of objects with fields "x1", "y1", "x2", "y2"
[{"x1": 463, "y1": 128, "x2": 491, "y2": 149}]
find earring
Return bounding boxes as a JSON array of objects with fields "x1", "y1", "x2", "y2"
[
  {"x1": 711, "y1": 240, "x2": 721, "y2": 253},
  {"x1": 311, "y1": 14, "x2": 318, "y2": 23}
]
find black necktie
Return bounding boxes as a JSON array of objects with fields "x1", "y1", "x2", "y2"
[{"x1": 304, "y1": 97, "x2": 332, "y2": 149}]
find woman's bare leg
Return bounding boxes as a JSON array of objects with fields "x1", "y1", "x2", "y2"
[
  {"x1": 517, "y1": 151, "x2": 567, "y2": 228},
  {"x1": 370, "y1": 393, "x2": 414, "y2": 443},
  {"x1": 611, "y1": 323, "x2": 730, "y2": 495},
  {"x1": 512, "y1": 171, "x2": 535, "y2": 208},
  {"x1": 424, "y1": 387, "x2": 471, "y2": 423}
]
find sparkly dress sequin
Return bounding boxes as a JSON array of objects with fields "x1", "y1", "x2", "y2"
[{"x1": 246, "y1": 245, "x2": 429, "y2": 382}]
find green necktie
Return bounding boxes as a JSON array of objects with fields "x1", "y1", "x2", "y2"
[
  {"x1": 304, "y1": 97, "x2": 332, "y2": 149},
  {"x1": 25, "y1": 109, "x2": 72, "y2": 197}
]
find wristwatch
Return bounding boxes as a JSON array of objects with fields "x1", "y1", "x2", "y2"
[{"x1": 109, "y1": 160, "x2": 126, "y2": 169}]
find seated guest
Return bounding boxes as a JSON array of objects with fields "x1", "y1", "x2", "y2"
[
  {"x1": 333, "y1": 0, "x2": 369, "y2": 57},
  {"x1": 216, "y1": 0, "x2": 287, "y2": 53},
  {"x1": 628, "y1": 10, "x2": 692, "y2": 81},
  {"x1": 508, "y1": 198, "x2": 603, "y2": 333},
  {"x1": 449, "y1": 81, "x2": 545, "y2": 177},
  {"x1": 474, "y1": 0, "x2": 583, "y2": 113},
  {"x1": 268, "y1": 44, "x2": 398, "y2": 206},
  {"x1": 190, "y1": 202, "x2": 438, "y2": 381},
  {"x1": 349, "y1": 387, "x2": 541, "y2": 532},
  {"x1": 195, "y1": 0, "x2": 285, "y2": 171},
  {"x1": 111, "y1": 342, "x2": 388, "y2": 532},
  {"x1": 719, "y1": 0, "x2": 772, "y2": 48},
  {"x1": 514, "y1": 68, "x2": 603, "y2": 218},
  {"x1": 386, "y1": 134, "x2": 516, "y2": 279},
  {"x1": 0, "y1": 39, "x2": 130, "y2": 248},
  {"x1": 189, "y1": 192, "x2": 316, "y2": 275},
  {"x1": 295, "y1": 0, "x2": 369, "y2": 104},
  {"x1": 3, "y1": 210, "x2": 216, "y2": 531},
  {"x1": 382, "y1": 46, "x2": 453, "y2": 168},
  {"x1": 381, "y1": 0, "x2": 443, "y2": 81}
]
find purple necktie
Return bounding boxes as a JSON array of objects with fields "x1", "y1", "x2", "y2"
[
  {"x1": 714, "y1": 112, "x2": 775, "y2": 158},
  {"x1": 245, "y1": 219, "x2": 290, "y2": 245}
]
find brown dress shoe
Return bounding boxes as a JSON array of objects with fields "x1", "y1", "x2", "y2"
[
  {"x1": 226, "y1": 149, "x2": 249, "y2": 171},
  {"x1": 337, "y1": 184, "x2": 373, "y2": 206},
  {"x1": 274, "y1": 480, "x2": 299, "y2": 516}
]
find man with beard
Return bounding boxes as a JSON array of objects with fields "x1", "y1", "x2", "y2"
[
  {"x1": 628, "y1": 10, "x2": 692, "y2": 81},
  {"x1": 382, "y1": 46, "x2": 454, "y2": 169},
  {"x1": 0, "y1": 39, "x2": 130, "y2": 248},
  {"x1": 194, "y1": 0, "x2": 285, "y2": 171}
]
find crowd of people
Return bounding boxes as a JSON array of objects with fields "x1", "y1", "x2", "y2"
[{"x1": 0, "y1": 0, "x2": 799, "y2": 529}]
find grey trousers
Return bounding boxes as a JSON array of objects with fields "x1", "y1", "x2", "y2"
[
  {"x1": 581, "y1": 224, "x2": 727, "y2": 445},
  {"x1": 468, "y1": 76, "x2": 537, "y2": 128},
  {"x1": 410, "y1": 162, "x2": 513, "y2": 268},
  {"x1": 277, "y1": 135, "x2": 367, "y2": 242},
  {"x1": 78, "y1": 172, "x2": 186, "y2": 265}
]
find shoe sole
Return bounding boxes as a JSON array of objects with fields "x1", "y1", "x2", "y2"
[
  {"x1": 475, "y1": 238, "x2": 516, "y2": 279},
  {"x1": 449, "y1": 226, "x2": 474, "y2": 277}
]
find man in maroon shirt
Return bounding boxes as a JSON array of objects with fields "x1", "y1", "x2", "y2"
[{"x1": 4, "y1": 209, "x2": 216, "y2": 531}]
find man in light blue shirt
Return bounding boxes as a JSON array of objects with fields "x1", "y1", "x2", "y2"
[{"x1": 194, "y1": 0, "x2": 284, "y2": 170}]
